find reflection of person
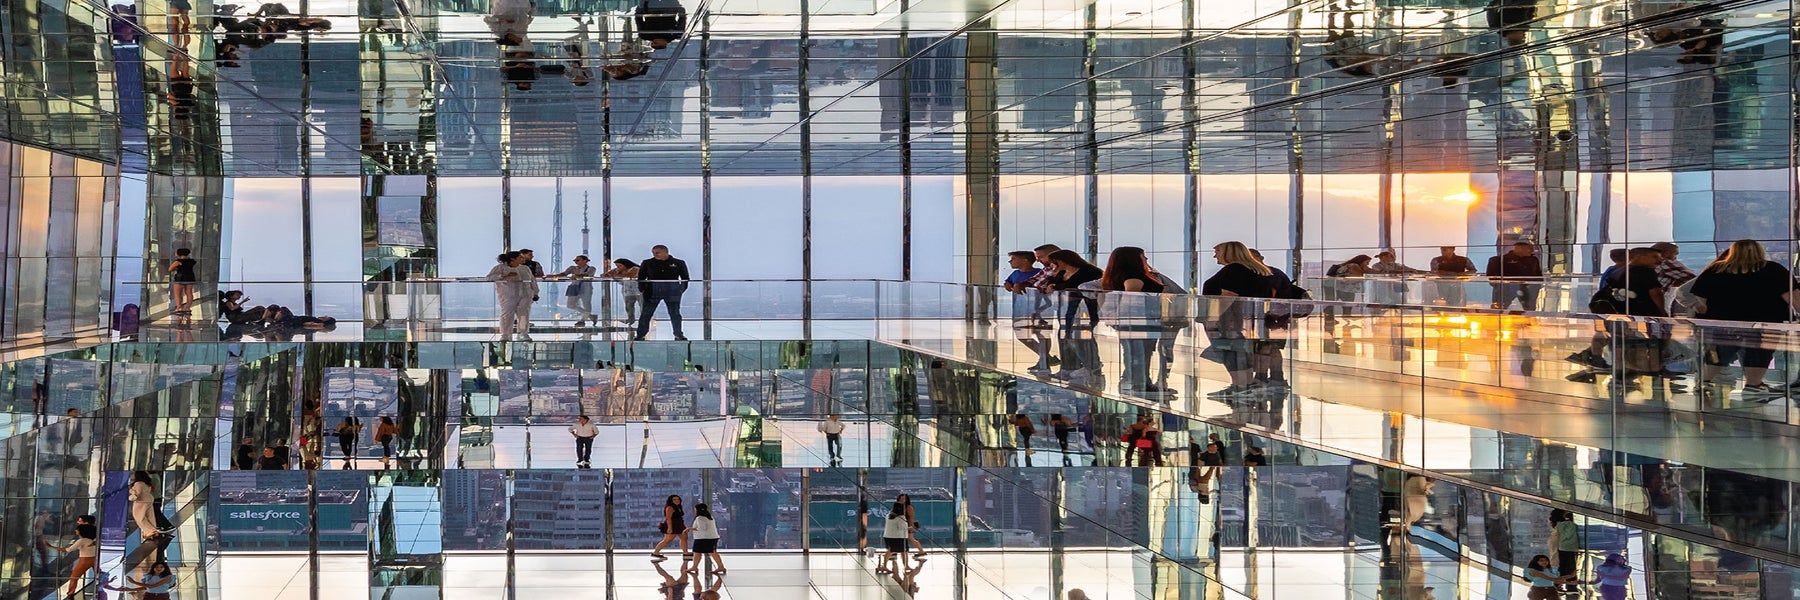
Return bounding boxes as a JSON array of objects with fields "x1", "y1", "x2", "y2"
[
  {"x1": 335, "y1": 418, "x2": 361, "y2": 466},
  {"x1": 817, "y1": 414, "x2": 845, "y2": 461},
  {"x1": 1485, "y1": 241, "x2": 1543, "y2": 310},
  {"x1": 652, "y1": 557, "x2": 689, "y2": 600},
  {"x1": 635, "y1": 0, "x2": 688, "y2": 49},
  {"x1": 1200, "y1": 242, "x2": 1276, "y2": 398},
  {"x1": 51, "y1": 522, "x2": 99, "y2": 597},
  {"x1": 878, "y1": 501, "x2": 910, "y2": 574},
  {"x1": 1523, "y1": 554, "x2": 1575, "y2": 599},
  {"x1": 1044, "y1": 414, "x2": 1075, "y2": 452},
  {"x1": 503, "y1": 51, "x2": 541, "y2": 91},
  {"x1": 1689, "y1": 239, "x2": 1793, "y2": 397},
  {"x1": 1590, "y1": 553, "x2": 1631, "y2": 600},
  {"x1": 1010, "y1": 413, "x2": 1035, "y2": 454},
  {"x1": 375, "y1": 416, "x2": 400, "y2": 469},
  {"x1": 486, "y1": 0, "x2": 534, "y2": 46},
  {"x1": 1549, "y1": 509, "x2": 1581, "y2": 592},
  {"x1": 1399, "y1": 475, "x2": 1433, "y2": 527},
  {"x1": 569, "y1": 415, "x2": 597, "y2": 467},
  {"x1": 1430, "y1": 246, "x2": 1477, "y2": 306},
  {"x1": 487, "y1": 251, "x2": 536, "y2": 341},
  {"x1": 131, "y1": 471, "x2": 164, "y2": 539},
  {"x1": 650, "y1": 495, "x2": 689, "y2": 560},
  {"x1": 129, "y1": 560, "x2": 175, "y2": 600},
  {"x1": 634, "y1": 245, "x2": 690, "y2": 341}
]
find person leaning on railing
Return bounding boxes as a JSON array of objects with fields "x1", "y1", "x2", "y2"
[
  {"x1": 1429, "y1": 246, "x2": 1478, "y2": 306},
  {"x1": 1200, "y1": 242, "x2": 1276, "y2": 399},
  {"x1": 1687, "y1": 239, "x2": 1796, "y2": 398},
  {"x1": 1486, "y1": 241, "x2": 1543, "y2": 310}
]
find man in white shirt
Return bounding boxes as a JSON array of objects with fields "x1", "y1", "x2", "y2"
[
  {"x1": 568, "y1": 415, "x2": 598, "y2": 467},
  {"x1": 817, "y1": 414, "x2": 846, "y2": 462}
]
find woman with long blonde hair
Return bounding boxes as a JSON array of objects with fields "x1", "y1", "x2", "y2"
[
  {"x1": 1200, "y1": 241, "x2": 1276, "y2": 398},
  {"x1": 1689, "y1": 239, "x2": 1795, "y2": 397}
]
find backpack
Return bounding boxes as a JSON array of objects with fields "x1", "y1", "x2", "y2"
[
  {"x1": 1267, "y1": 276, "x2": 1315, "y2": 325},
  {"x1": 1588, "y1": 272, "x2": 1627, "y2": 314},
  {"x1": 1325, "y1": 263, "x2": 1345, "y2": 277}
]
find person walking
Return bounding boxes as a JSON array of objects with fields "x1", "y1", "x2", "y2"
[
  {"x1": 550, "y1": 255, "x2": 600, "y2": 326},
  {"x1": 50, "y1": 522, "x2": 99, "y2": 597},
  {"x1": 687, "y1": 503, "x2": 726, "y2": 575},
  {"x1": 879, "y1": 499, "x2": 912, "y2": 574},
  {"x1": 129, "y1": 560, "x2": 176, "y2": 600},
  {"x1": 130, "y1": 471, "x2": 164, "y2": 540},
  {"x1": 635, "y1": 245, "x2": 691, "y2": 341},
  {"x1": 569, "y1": 415, "x2": 597, "y2": 467},
  {"x1": 607, "y1": 258, "x2": 642, "y2": 324},
  {"x1": 375, "y1": 416, "x2": 401, "y2": 469},
  {"x1": 486, "y1": 252, "x2": 536, "y2": 341},
  {"x1": 651, "y1": 495, "x2": 690, "y2": 560},
  {"x1": 336, "y1": 417, "x2": 362, "y2": 467},
  {"x1": 1044, "y1": 413, "x2": 1076, "y2": 452},
  {"x1": 1689, "y1": 239, "x2": 1794, "y2": 398},
  {"x1": 817, "y1": 414, "x2": 845, "y2": 462},
  {"x1": 168, "y1": 248, "x2": 198, "y2": 315},
  {"x1": 1008, "y1": 413, "x2": 1037, "y2": 455}
]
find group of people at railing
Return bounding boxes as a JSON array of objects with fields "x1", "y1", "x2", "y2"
[
  {"x1": 1321, "y1": 242, "x2": 1547, "y2": 308},
  {"x1": 484, "y1": 245, "x2": 690, "y2": 341},
  {"x1": 216, "y1": 289, "x2": 338, "y2": 340},
  {"x1": 1000, "y1": 241, "x2": 1306, "y2": 399}
]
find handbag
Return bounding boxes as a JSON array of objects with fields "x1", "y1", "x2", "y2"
[{"x1": 565, "y1": 281, "x2": 588, "y2": 297}]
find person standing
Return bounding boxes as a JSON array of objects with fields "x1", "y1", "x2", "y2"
[
  {"x1": 1429, "y1": 246, "x2": 1477, "y2": 306},
  {"x1": 569, "y1": 415, "x2": 597, "y2": 467},
  {"x1": 1550, "y1": 509, "x2": 1582, "y2": 591},
  {"x1": 1200, "y1": 241, "x2": 1276, "y2": 398},
  {"x1": 168, "y1": 248, "x2": 198, "y2": 315},
  {"x1": 1650, "y1": 242, "x2": 1698, "y2": 315},
  {"x1": 817, "y1": 414, "x2": 845, "y2": 462},
  {"x1": 486, "y1": 252, "x2": 535, "y2": 341},
  {"x1": 517, "y1": 248, "x2": 546, "y2": 279},
  {"x1": 1044, "y1": 250, "x2": 1103, "y2": 330},
  {"x1": 335, "y1": 417, "x2": 362, "y2": 467},
  {"x1": 1101, "y1": 246, "x2": 1170, "y2": 393},
  {"x1": 374, "y1": 416, "x2": 401, "y2": 469},
  {"x1": 1485, "y1": 241, "x2": 1544, "y2": 310},
  {"x1": 687, "y1": 503, "x2": 725, "y2": 575},
  {"x1": 650, "y1": 494, "x2": 690, "y2": 560},
  {"x1": 607, "y1": 258, "x2": 642, "y2": 324},
  {"x1": 635, "y1": 245, "x2": 691, "y2": 341},
  {"x1": 1689, "y1": 239, "x2": 1793, "y2": 397},
  {"x1": 50, "y1": 522, "x2": 99, "y2": 597},
  {"x1": 550, "y1": 255, "x2": 600, "y2": 327},
  {"x1": 256, "y1": 446, "x2": 285, "y2": 470},
  {"x1": 234, "y1": 436, "x2": 258, "y2": 470},
  {"x1": 130, "y1": 471, "x2": 162, "y2": 540},
  {"x1": 1591, "y1": 553, "x2": 1631, "y2": 600}
]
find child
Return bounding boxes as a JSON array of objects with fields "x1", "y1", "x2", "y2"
[{"x1": 1002, "y1": 251, "x2": 1052, "y2": 328}]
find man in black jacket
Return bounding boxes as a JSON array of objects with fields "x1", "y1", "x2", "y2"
[
  {"x1": 1485, "y1": 241, "x2": 1543, "y2": 310},
  {"x1": 635, "y1": 244, "x2": 690, "y2": 340}
]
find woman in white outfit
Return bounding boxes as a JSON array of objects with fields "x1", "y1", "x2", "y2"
[
  {"x1": 130, "y1": 471, "x2": 162, "y2": 540},
  {"x1": 486, "y1": 252, "x2": 537, "y2": 341},
  {"x1": 549, "y1": 255, "x2": 599, "y2": 326}
]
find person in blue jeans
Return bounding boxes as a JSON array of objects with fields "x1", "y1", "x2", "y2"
[{"x1": 634, "y1": 245, "x2": 690, "y2": 341}]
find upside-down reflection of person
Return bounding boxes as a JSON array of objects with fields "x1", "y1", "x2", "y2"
[{"x1": 635, "y1": 0, "x2": 687, "y2": 50}]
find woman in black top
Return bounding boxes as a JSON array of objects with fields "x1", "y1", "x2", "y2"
[
  {"x1": 169, "y1": 248, "x2": 198, "y2": 315},
  {"x1": 650, "y1": 494, "x2": 689, "y2": 560},
  {"x1": 1102, "y1": 246, "x2": 1168, "y2": 393},
  {"x1": 1690, "y1": 239, "x2": 1795, "y2": 397},
  {"x1": 1201, "y1": 241, "x2": 1275, "y2": 398},
  {"x1": 1045, "y1": 249, "x2": 1103, "y2": 330}
]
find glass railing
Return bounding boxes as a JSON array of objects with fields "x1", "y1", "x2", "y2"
[{"x1": 1304, "y1": 273, "x2": 1604, "y2": 311}]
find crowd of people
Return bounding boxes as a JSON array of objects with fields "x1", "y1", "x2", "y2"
[
  {"x1": 485, "y1": 245, "x2": 688, "y2": 341},
  {"x1": 1000, "y1": 241, "x2": 1302, "y2": 399}
]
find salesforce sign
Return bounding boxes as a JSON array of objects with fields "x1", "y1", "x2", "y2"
[{"x1": 229, "y1": 509, "x2": 305, "y2": 521}]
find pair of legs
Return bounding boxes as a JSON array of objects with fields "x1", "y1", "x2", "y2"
[
  {"x1": 651, "y1": 526, "x2": 689, "y2": 557},
  {"x1": 1054, "y1": 430, "x2": 1070, "y2": 452},
  {"x1": 1120, "y1": 338, "x2": 1155, "y2": 391},
  {"x1": 1489, "y1": 283, "x2": 1540, "y2": 310},
  {"x1": 565, "y1": 291, "x2": 594, "y2": 323},
  {"x1": 379, "y1": 434, "x2": 395, "y2": 467},
  {"x1": 338, "y1": 436, "x2": 355, "y2": 462},
  {"x1": 172, "y1": 282, "x2": 195, "y2": 313},
  {"x1": 574, "y1": 435, "x2": 594, "y2": 463},
  {"x1": 825, "y1": 433, "x2": 842, "y2": 459},
  {"x1": 65, "y1": 556, "x2": 96, "y2": 596},
  {"x1": 1253, "y1": 342, "x2": 1286, "y2": 383},
  {"x1": 636, "y1": 294, "x2": 685, "y2": 339},
  {"x1": 620, "y1": 293, "x2": 640, "y2": 323},
  {"x1": 688, "y1": 539, "x2": 725, "y2": 575},
  {"x1": 1703, "y1": 343, "x2": 1775, "y2": 388},
  {"x1": 497, "y1": 292, "x2": 522, "y2": 338}
]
